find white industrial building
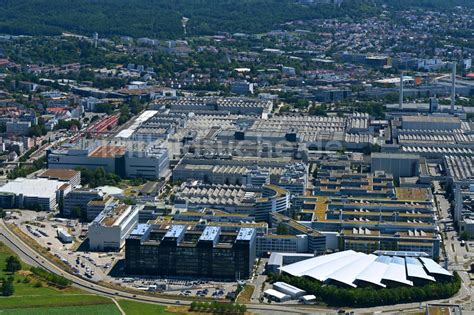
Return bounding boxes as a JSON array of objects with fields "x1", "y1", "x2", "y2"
[
  {"x1": 279, "y1": 250, "x2": 452, "y2": 288},
  {"x1": 88, "y1": 205, "x2": 139, "y2": 251},
  {"x1": 48, "y1": 141, "x2": 169, "y2": 180},
  {"x1": 273, "y1": 282, "x2": 306, "y2": 298},
  {"x1": 0, "y1": 178, "x2": 66, "y2": 211},
  {"x1": 263, "y1": 289, "x2": 291, "y2": 302}
]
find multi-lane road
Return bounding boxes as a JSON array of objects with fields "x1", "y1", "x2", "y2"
[
  {"x1": 0, "y1": 220, "x2": 318, "y2": 315},
  {"x1": 1, "y1": 194, "x2": 472, "y2": 315}
]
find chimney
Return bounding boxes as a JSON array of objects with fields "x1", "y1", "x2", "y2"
[
  {"x1": 451, "y1": 62, "x2": 456, "y2": 113},
  {"x1": 399, "y1": 72, "x2": 404, "y2": 109}
]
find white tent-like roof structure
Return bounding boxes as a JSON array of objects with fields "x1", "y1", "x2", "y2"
[
  {"x1": 355, "y1": 255, "x2": 391, "y2": 287},
  {"x1": 419, "y1": 257, "x2": 452, "y2": 277},
  {"x1": 279, "y1": 250, "x2": 450, "y2": 288},
  {"x1": 405, "y1": 257, "x2": 435, "y2": 282},
  {"x1": 382, "y1": 256, "x2": 414, "y2": 286}
]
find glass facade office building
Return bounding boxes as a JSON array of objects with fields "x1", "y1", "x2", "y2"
[{"x1": 125, "y1": 224, "x2": 256, "y2": 280}]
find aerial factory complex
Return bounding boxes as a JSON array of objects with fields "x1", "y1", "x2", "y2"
[{"x1": 0, "y1": 0, "x2": 472, "y2": 313}]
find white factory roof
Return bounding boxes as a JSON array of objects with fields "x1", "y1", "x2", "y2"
[
  {"x1": 301, "y1": 295, "x2": 316, "y2": 302},
  {"x1": 419, "y1": 257, "x2": 452, "y2": 277},
  {"x1": 0, "y1": 178, "x2": 62, "y2": 198},
  {"x1": 383, "y1": 256, "x2": 413, "y2": 286},
  {"x1": 355, "y1": 255, "x2": 391, "y2": 287},
  {"x1": 273, "y1": 282, "x2": 305, "y2": 296},
  {"x1": 326, "y1": 254, "x2": 377, "y2": 287},
  {"x1": 305, "y1": 251, "x2": 366, "y2": 282},
  {"x1": 263, "y1": 289, "x2": 290, "y2": 300},
  {"x1": 405, "y1": 257, "x2": 435, "y2": 282},
  {"x1": 280, "y1": 250, "x2": 450, "y2": 287},
  {"x1": 279, "y1": 250, "x2": 354, "y2": 277},
  {"x1": 115, "y1": 110, "x2": 158, "y2": 139}
]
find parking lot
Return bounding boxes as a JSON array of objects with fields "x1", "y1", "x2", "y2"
[
  {"x1": 109, "y1": 276, "x2": 239, "y2": 299},
  {"x1": 5, "y1": 210, "x2": 119, "y2": 282},
  {"x1": 5, "y1": 210, "x2": 242, "y2": 297}
]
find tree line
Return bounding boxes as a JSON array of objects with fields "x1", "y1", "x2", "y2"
[
  {"x1": 0, "y1": 0, "x2": 379, "y2": 38},
  {"x1": 30, "y1": 266, "x2": 71, "y2": 288},
  {"x1": 268, "y1": 272, "x2": 461, "y2": 307},
  {"x1": 189, "y1": 301, "x2": 246, "y2": 314}
]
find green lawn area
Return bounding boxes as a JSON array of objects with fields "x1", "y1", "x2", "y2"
[
  {"x1": 0, "y1": 294, "x2": 115, "y2": 309},
  {"x1": 0, "y1": 242, "x2": 117, "y2": 312},
  {"x1": 0, "y1": 242, "x2": 184, "y2": 315},
  {"x1": 0, "y1": 304, "x2": 120, "y2": 315},
  {"x1": 118, "y1": 300, "x2": 179, "y2": 315},
  {"x1": 0, "y1": 242, "x2": 82, "y2": 296}
]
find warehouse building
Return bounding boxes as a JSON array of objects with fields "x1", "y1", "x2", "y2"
[
  {"x1": 62, "y1": 189, "x2": 104, "y2": 217},
  {"x1": 150, "y1": 97, "x2": 273, "y2": 118},
  {"x1": 401, "y1": 115, "x2": 462, "y2": 131},
  {"x1": 263, "y1": 289, "x2": 291, "y2": 302},
  {"x1": 0, "y1": 178, "x2": 66, "y2": 211},
  {"x1": 273, "y1": 282, "x2": 306, "y2": 299}
]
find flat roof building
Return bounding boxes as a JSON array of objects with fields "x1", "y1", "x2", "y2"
[
  {"x1": 37, "y1": 169, "x2": 81, "y2": 187},
  {"x1": 401, "y1": 115, "x2": 462, "y2": 131},
  {"x1": 88, "y1": 204, "x2": 139, "y2": 251},
  {"x1": 371, "y1": 153, "x2": 420, "y2": 180},
  {"x1": 296, "y1": 186, "x2": 439, "y2": 258},
  {"x1": 125, "y1": 224, "x2": 256, "y2": 280},
  {"x1": 48, "y1": 140, "x2": 169, "y2": 179},
  {"x1": 0, "y1": 178, "x2": 65, "y2": 211},
  {"x1": 273, "y1": 282, "x2": 306, "y2": 298}
]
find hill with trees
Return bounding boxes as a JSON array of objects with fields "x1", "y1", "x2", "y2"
[{"x1": 0, "y1": 0, "x2": 378, "y2": 38}]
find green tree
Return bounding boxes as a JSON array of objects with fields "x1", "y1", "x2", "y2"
[
  {"x1": 95, "y1": 103, "x2": 113, "y2": 114},
  {"x1": 1, "y1": 278, "x2": 14, "y2": 296},
  {"x1": 5, "y1": 256, "x2": 21, "y2": 273},
  {"x1": 189, "y1": 301, "x2": 197, "y2": 311},
  {"x1": 118, "y1": 104, "x2": 131, "y2": 125},
  {"x1": 276, "y1": 223, "x2": 289, "y2": 235}
]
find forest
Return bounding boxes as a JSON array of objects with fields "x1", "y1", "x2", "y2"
[{"x1": 0, "y1": 0, "x2": 377, "y2": 38}]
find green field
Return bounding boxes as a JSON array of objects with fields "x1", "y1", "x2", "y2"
[
  {"x1": 0, "y1": 242, "x2": 185, "y2": 314},
  {"x1": 0, "y1": 294, "x2": 115, "y2": 309},
  {"x1": 118, "y1": 300, "x2": 179, "y2": 315},
  {"x1": 0, "y1": 242, "x2": 118, "y2": 312},
  {"x1": 0, "y1": 242, "x2": 82, "y2": 296},
  {"x1": 0, "y1": 304, "x2": 120, "y2": 315}
]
